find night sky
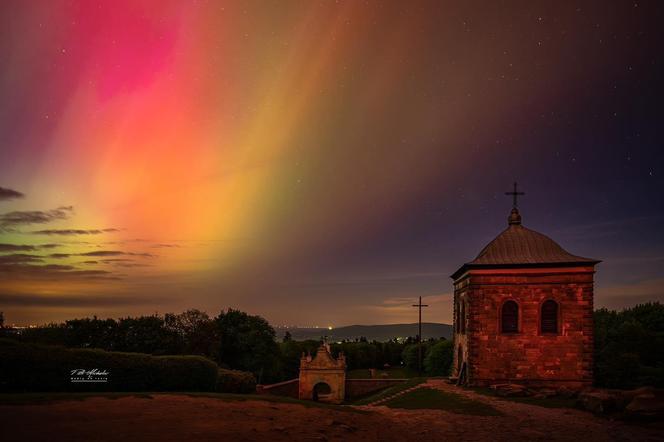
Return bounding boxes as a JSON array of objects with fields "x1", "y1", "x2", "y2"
[{"x1": 1, "y1": 1, "x2": 662, "y2": 327}]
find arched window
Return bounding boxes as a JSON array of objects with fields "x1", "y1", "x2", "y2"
[
  {"x1": 460, "y1": 302, "x2": 466, "y2": 334},
  {"x1": 501, "y1": 300, "x2": 519, "y2": 333},
  {"x1": 541, "y1": 300, "x2": 558, "y2": 334}
]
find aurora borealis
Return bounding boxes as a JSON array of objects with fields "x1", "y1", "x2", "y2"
[{"x1": 1, "y1": 1, "x2": 662, "y2": 326}]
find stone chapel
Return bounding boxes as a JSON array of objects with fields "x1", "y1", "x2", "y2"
[{"x1": 451, "y1": 187, "x2": 599, "y2": 389}]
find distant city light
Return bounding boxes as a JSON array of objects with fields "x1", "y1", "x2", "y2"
[{"x1": 328, "y1": 326, "x2": 333, "y2": 330}]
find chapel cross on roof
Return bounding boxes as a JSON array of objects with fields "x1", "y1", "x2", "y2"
[{"x1": 505, "y1": 182, "x2": 525, "y2": 208}]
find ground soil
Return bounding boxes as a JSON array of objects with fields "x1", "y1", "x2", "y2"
[{"x1": 1, "y1": 381, "x2": 662, "y2": 441}]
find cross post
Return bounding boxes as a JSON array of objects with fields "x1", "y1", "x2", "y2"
[
  {"x1": 411, "y1": 296, "x2": 429, "y2": 374},
  {"x1": 505, "y1": 182, "x2": 525, "y2": 208}
]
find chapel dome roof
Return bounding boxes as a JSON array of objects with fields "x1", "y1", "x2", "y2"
[{"x1": 451, "y1": 207, "x2": 599, "y2": 279}]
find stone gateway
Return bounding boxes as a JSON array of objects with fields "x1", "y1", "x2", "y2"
[
  {"x1": 298, "y1": 343, "x2": 346, "y2": 403},
  {"x1": 451, "y1": 196, "x2": 599, "y2": 390}
]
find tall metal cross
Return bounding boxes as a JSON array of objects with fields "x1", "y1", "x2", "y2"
[
  {"x1": 505, "y1": 182, "x2": 525, "y2": 208},
  {"x1": 412, "y1": 296, "x2": 429, "y2": 374}
]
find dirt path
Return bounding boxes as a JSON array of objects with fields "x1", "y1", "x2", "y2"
[
  {"x1": 1, "y1": 390, "x2": 661, "y2": 442},
  {"x1": 359, "y1": 380, "x2": 664, "y2": 441}
]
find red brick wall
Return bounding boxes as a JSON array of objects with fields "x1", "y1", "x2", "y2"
[
  {"x1": 452, "y1": 278, "x2": 470, "y2": 379},
  {"x1": 453, "y1": 266, "x2": 595, "y2": 389}
]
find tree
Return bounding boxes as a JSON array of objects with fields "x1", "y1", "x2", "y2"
[
  {"x1": 402, "y1": 342, "x2": 430, "y2": 370},
  {"x1": 283, "y1": 330, "x2": 292, "y2": 342},
  {"x1": 424, "y1": 340, "x2": 453, "y2": 376},
  {"x1": 594, "y1": 302, "x2": 664, "y2": 388},
  {"x1": 214, "y1": 309, "x2": 280, "y2": 382},
  {"x1": 165, "y1": 309, "x2": 219, "y2": 356},
  {"x1": 0, "y1": 311, "x2": 4, "y2": 328},
  {"x1": 115, "y1": 315, "x2": 183, "y2": 354},
  {"x1": 401, "y1": 343, "x2": 426, "y2": 370},
  {"x1": 64, "y1": 317, "x2": 120, "y2": 350},
  {"x1": 279, "y1": 339, "x2": 319, "y2": 379}
]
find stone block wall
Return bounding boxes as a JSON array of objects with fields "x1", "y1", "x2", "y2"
[{"x1": 455, "y1": 266, "x2": 595, "y2": 389}]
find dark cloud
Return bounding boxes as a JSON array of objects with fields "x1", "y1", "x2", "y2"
[
  {"x1": 0, "y1": 187, "x2": 24, "y2": 201},
  {"x1": 79, "y1": 250, "x2": 155, "y2": 258},
  {"x1": 79, "y1": 250, "x2": 125, "y2": 257},
  {"x1": 0, "y1": 254, "x2": 43, "y2": 264},
  {"x1": 38, "y1": 243, "x2": 60, "y2": 249},
  {"x1": 0, "y1": 206, "x2": 73, "y2": 229},
  {"x1": 0, "y1": 243, "x2": 35, "y2": 252},
  {"x1": 0, "y1": 292, "x2": 164, "y2": 307},
  {"x1": 80, "y1": 260, "x2": 98, "y2": 264},
  {"x1": 31, "y1": 228, "x2": 119, "y2": 235},
  {"x1": 0, "y1": 243, "x2": 61, "y2": 252},
  {"x1": 0, "y1": 262, "x2": 118, "y2": 280},
  {"x1": 47, "y1": 251, "x2": 154, "y2": 260},
  {"x1": 151, "y1": 243, "x2": 181, "y2": 248},
  {"x1": 108, "y1": 262, "x2": 152, "y2": 268}
]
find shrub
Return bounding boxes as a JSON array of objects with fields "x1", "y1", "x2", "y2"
[
  {"x1": 216, "y1": 368, "x2": 256, "y2": 393},
  {"x1": 424, "y1": 340, "x2": 453, "y2": 376},
  {"x1": 401, "y1": 343, "x2": 430, "y2": 370},
  {"x1": 0, "y1": 338, "x2": 218, "y2": 392}
]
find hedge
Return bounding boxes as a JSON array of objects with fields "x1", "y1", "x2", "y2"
[
  {"x1": 216, "y1": 368, "x2": 257, "y2": 394},
  {"x1": 0, "y1": 338, "x2": 218, "y2": 392}
]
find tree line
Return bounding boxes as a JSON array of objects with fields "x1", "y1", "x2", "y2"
[
  {"x1": 2, "y1": 301, "x2": 662, "y2": 388},
  {"x1": 3, "y1": 308, "x2": 446, "y2": 383}
]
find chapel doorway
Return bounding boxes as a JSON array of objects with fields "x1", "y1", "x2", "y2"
[{"x1": 312, "y1": 382, "x2": 332, "y2": 402}]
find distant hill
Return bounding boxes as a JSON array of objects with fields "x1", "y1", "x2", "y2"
[{"x1": 275, "y1": 322, "x2": 452, "y2": 342}]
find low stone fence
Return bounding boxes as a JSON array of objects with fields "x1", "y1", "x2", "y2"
[
  {"x1": 257, "y1": 378, "x2": 407, "y2": 400},
  {"x1": 256, "y1": 378, "x2": 299, "y2": 398},
  {"x1": 345, "y1": 378, "x2": 407, "y2": 399}
]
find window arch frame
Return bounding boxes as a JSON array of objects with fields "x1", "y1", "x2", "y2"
[
  {"x1": 500, "y1": 299, "x2": 520, "y2": 334},
  {"x1": 539, "y1": 299, "x2": 560, "y2": 335}
]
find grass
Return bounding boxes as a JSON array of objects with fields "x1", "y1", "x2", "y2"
[
  {"x1": 385, "y1": 387, "x2": 502, "y2": 416},
  {"x1": 0, "y1": 391, "x2": 367, "y2": 413},
  {"x1": 182, "y1": 392, "x2": 369, "y2": 413},
  {"x1": 470, "y1": 387, "x2": 579, "y2": 409},
  {"x1": 350, "y1": 377, "x2": 426, "y2": 405},
  {"x1": 346, "y1": 367, "x2": 420, "y2": 379}
]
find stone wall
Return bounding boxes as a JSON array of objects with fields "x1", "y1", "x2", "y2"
[
  {"x1": 452, "y1": 277, "x2": 470, "y2": 379},
  {"x1": 345, "y1": 379, "x2": 406, "y2": 399},
  {"x1": 257, "y1": 378, "x2": 299, "y2": 398},
  {"x1": 455, "y1": 266, "x2": 595, "y2": 389}
]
